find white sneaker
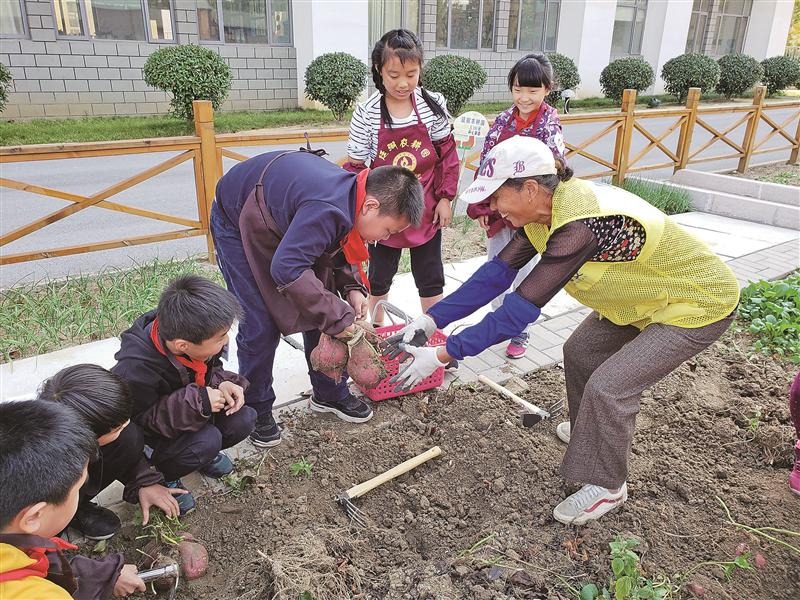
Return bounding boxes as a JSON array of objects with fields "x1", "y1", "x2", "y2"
[
  {"x1": 556, "y1": 421, "x2": 571, "y2": 444},
  {"x1": 553, "y1": 482, "x2": 628, "y2": 525}
]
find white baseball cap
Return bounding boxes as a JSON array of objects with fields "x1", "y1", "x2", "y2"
[{"x1": 459, "y1": 136, "x2": 557, "y2": 205}]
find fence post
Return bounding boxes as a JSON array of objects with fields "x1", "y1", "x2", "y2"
[
  {"x1": 674, "y1": 87, "x2": 701, "y2": 173},
  {"x1": 611, "y1": 88, "x2": 637, "y2": 185},
  {"x1": 193, "y1": 100, "x2": 218, "y2": 264},
  {"x1": 789, "y1": 107, "x2": 800, "y2": 166},
  {"x1": 736, "y1": 85, "x2": 766, "y2": 173}
]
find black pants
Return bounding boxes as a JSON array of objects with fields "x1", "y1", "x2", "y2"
[
  {"x1": 146, "y1": 407, "x2": 257, "y2": 481},
  {"x1": 82, "y1": 421, "x2": 147, "y2": 502},
  {"x1": 368, "y1": 230, "x2": 445, "y2": 298}
]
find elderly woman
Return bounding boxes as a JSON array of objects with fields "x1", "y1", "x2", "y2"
[{"x1": 389, "y1": 136, "x2": 740, "y2": 525}]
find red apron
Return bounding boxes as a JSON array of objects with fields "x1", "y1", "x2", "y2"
[{"x1": 371, "y1": 94, "x2": 439, "y2": 248}]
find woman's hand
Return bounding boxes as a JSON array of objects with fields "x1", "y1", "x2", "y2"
[
  {"x1": 478, "y1": 214, "x2": 490, "y2": 231},
  {"x1": 433, "y1": 198, "x2": 452, "y2": 228}
]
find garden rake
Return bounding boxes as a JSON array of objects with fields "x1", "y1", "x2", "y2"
[
  {"x1": 335, "y1": 446, "x2": 442, "y2": 526},
  {"x1": 478, "y1": 375, "x2": 564, "y2": 427}
]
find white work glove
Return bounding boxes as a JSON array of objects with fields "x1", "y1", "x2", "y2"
[
  {"x1": 383, "y1": 314, "x2": 437, "y2": 360},
  {"x1": 390, "y1": 344, "x2": 446, "y2": 391}
]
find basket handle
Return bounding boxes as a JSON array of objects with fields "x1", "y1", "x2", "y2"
[{"x1": 373, "y1": 300, "x2": 411, "y2": 325}]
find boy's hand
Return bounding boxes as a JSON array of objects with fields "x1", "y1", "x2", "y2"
[
  {"x1": 217, "y1": 381, "x2": 245, "y2": 415},
  {"x1": 346, "y1": 289, "x2": 368, "y2": 320},
  {"x1": 113, "y1": 564, "x2": 145, "y2": 597},
  {"x1": 433, "y1": 198, "x2": 452, "y2": 228},
  {"x1": 478, "y1": 215, "x2": 490, "y2": 231},
  {"x1": 206, "y1": 387, "x2": 226, "y2": 413},
  {"x1": 139, "y1": 483, "x2": 188, "y2": 524}
]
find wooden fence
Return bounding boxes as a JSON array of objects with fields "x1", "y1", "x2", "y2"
[{"x1": 1, "y1": 86, "x2": 798, "y2": 267}]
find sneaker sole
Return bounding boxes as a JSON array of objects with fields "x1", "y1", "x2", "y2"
[
  {"x1": 249, "y1": 435, "x2": 282, "y2": 448},
  {"x1": 552, "y1": 491, "x2": 628, "y2": 526},
  {"x1": 506, "y1": 352, "x2": 527, "y2": 359},
  {"x1": 309, "y1": 399, "x2": 374, "y2": 424}
]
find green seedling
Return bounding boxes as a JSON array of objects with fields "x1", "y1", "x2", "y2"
[
  {"x1": 736, "y1": 274, "x2": 800, "y2": 363},
  {"x1": 221, "y1": 472, "x2": 255, "y2": 493},
  {"x1": 135, "y1": 512, "x2": 184, "y2": 546},
  {"x1": 580, "y1": 537, "x2": 671, "y2": 600},
  {"x1": 290, "y1": 457, "x2": 314, "y2": 478}
]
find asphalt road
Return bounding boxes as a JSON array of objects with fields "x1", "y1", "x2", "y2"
[{"x1": 2, "y1": 106, "x2": 797, "y2": 286}]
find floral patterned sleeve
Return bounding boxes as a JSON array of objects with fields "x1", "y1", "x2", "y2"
[{"x1": 538, "y1": 106, "x2": 566, "y2": 163}]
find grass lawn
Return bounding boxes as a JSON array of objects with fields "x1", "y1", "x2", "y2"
[{"x1": 4, "y1": 89, "x2": 789, "y2": 146}]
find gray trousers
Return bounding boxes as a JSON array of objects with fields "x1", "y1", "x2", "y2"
[{"x1": 560, "y1": 311, "x2": 734, "y2": 489}]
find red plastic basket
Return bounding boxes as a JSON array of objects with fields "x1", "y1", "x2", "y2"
[{"x1": 357, "y1": 323, "x2": 448, "y2": 401}]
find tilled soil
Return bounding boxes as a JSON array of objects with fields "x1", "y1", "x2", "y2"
[{"x1": 122, "y1": 333, "x2": 798, "y2": 599}]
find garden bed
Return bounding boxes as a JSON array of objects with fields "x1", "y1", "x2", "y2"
[{"x1": 113, "y1": 330, "x2": 798, "y2": 599}]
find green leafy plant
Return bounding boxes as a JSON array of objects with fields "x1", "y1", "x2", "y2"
[
  {"x1": 615, "y1": 177, "x2": 692, "y2": 215},
  {"x1": 304, "y1": 52, "x2": 368, "y2": 121},
  {"x1": 600, "y1": 57, "x2": 655, "y2": 103},
  {"x1": 760, "y1": 55, "x2": 800, "y2": 96},
  {"x1": 422, "y1": 55, "x2": 487, "y2": 116},
  {"x1": 221, "y1": 472, "x2": 255, "y2": 493},
  {"x1": 737, "y1": 273, "x2": 800, "y2": 362},
  {"x1": 661, "y1": 53, "x2": 720, "y2": 101},
  {"x1": 143, "y1": 44, "x2": 232, "y2": 120},
  {"x1": 290, "y1": 457, "x2": 314, "y2": 478},
  {"x1": 546, "y1": 52, "x2": 581, "y2": 107},
  {"x1": 0, "y1": 62, "x2": 12, "y2": 114},
  {"x1": 716, "y1": 54, "x2": 764, "y2": 99},
  {"x1": 136, "y1": 512, "x2": 184, "y2": 546},
  {"x1": 580, "y1": 538, "x2": 671, "y2": 600}
]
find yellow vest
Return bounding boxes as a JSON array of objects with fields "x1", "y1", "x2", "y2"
[
  {"x1": 524, "y1": 178, "x2": 740, "y2": 329},
  {"x1": 0, "y1": 543, "x2": 73, "y2": 600}
]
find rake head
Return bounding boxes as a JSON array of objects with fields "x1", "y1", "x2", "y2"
[
  {"x1": 521, "y1": 398, "x2": 565, "y2": 428},
  {"x1": 335, "y1": 492, "x2": 366, "y2": 527}
]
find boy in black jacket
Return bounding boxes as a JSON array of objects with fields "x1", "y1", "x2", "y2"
[
  {"x1": 39, "y1": 364, "x2": 188, "y2": 540},
  {"x1": 112, "y1": 275, "x2": 257, "y2": 502}
]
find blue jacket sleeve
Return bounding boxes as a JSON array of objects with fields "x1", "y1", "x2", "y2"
[
  {"x1": 444, "y1": 292, "x2": 541, "y2": 360},
  {"x1": 427, "y1": 257, "x2": 517, "y2": 329}
]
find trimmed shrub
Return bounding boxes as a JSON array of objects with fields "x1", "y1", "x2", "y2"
[
  {"x1": 661, "y1": 53, "x2": 720, "y2": 101},
  {"x1": 422, "y1": 55, "x2": 486, "y2": 116},
  {"x1": 599, "y1": 57, "x2": 655, "y2": 102},
  {"x1": 305, "y1": 52, "x2": 368, "y2": 121},
  {"x1": 760, "y1": 55, "x2": 800, "y2": 95},
  {"x1": 143, "y1": 44, "x2": 231, "y2": 120},
  {"x1": 545, "y1": 52, "x2": 580, "y2": 106},
  {"x1": 0, "y1": 63, "x2": 12, "y2": 114},
  {"x1": 716, "y1": 54, "x2": 763, "y2": 98}
]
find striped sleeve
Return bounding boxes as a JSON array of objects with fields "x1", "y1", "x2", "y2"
[
  {"x1": 347, "y1": 100, "x2": 373, "y2": 162},
  {"x1": 424, "y1": 90, "x2": 453, "y2": 141}
]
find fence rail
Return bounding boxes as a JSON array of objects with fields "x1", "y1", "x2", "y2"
[{"x1": 1, "y1": 86, "x2": 798, "y2": 268}]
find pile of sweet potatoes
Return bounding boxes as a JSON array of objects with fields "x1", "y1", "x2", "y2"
[{"x1": 310, "y1": 321, "x2": 386, "y2": 388}]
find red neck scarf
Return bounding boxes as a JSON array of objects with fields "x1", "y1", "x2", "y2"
[
  {"x1": 149, "y1": 317, "x2": 208, "y2": 386},
  {"x1": 0, "y1": 536, "x2": 75, "y2": 583},
  {"x1": 514, "y1": 103, "x2": 544, "y2": 132},
  {"x1": 340, "y1": 168, "x2": 371, "y2": 292}
]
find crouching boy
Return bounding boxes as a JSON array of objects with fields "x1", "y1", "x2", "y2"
[
  {"x1": 0, "y1": 401, "x2": 144, "y2": 599},
  {"x1": 39, "y1": 364, "x2": 190, "y2": 539},
  {"x1": 111, "y1": 275, "x2": 257, "y2": 497}
]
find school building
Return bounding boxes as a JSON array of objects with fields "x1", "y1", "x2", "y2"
[{"x1": 0, "y1": 0, "x2": 794, "y2": 119}]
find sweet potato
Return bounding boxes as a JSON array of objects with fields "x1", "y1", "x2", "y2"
[
  {"x1": 346, "y1": 334, "x2": 386, "y2": 388},
  {"x1": 310, "y1": 334, "x2": 348, "y2": 382},
  {"x1": 177, "y1": 534, "x2": 208, "y2": 580},
  {"x1": 353, "y1": 320, "x2": 385, "y2": 350}
]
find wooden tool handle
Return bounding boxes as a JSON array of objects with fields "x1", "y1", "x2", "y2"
[
  {"x1": 346, "y1": 446, "x2": 441, "y2": 500},
  {"x1": 478, "y1": 375, "x2": 549, "y2": 418}
]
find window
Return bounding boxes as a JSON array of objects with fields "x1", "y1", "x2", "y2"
[
  {"x1": 506, "y1": 0, "x2": 560, "y2": 52},
  {"x1": 710, "y1": 0, "x2": 751, "y2": 56},
  {"x1": 369, "y1": 0, "x2": 420, "y2": 47},
  {"x1": 53, "y1": 0, "x2": 175, "y2": 42},
  {"x1": 1, "y1": 0, "x2": 26, "y2": 37},
  {"x1": 436, "y1": 0, "x2": 496, "y2": 50},
  {"x1": 610, "y1": 0, "x2": 647, "y2": 57},
  {"x1": 685, "y1": 0, "x2": 711, "y2": 53},
  {"x1": 198, "y1": 0, "x2": 292, "y2": 45}
]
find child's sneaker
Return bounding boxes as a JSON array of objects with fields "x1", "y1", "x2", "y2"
[
  {"x1": 790, "y1": 441, "x2": 800, "y2": 497},
  {"x1": 556, "y1": 421, "x2": 571, "y2": 444},
  {"x1": 553, "y1": 482, "x2": 628, "y2": 525},
  {"x1": 249, "y1": 413, "x2": 282, "y2": 448},
  {"x1": 310, "y1": 393, "x2": 373, "y2": 423},
  {"x1": 165, "y1": 479, "x2": 196, "y2": 515},
  {"x1": 199, "y1": 452, "x2": 234, "y2": 478},
  {"x1": 68, "y1": 500, "x2": 121, "y2": 540},
  {"x1": 506, "y1": 333, "x2": 529, "y2": 359}
]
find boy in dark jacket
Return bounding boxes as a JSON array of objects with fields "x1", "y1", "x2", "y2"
[
  {"x1": 112, "y1": 275, "x2": 257, "y2": 501},
  {"x1": 39, "y1": 364, "x2": 189, "y2": 540},
  {"x1": 0, "y1": 400, "x2": 145, "y2": 600}
]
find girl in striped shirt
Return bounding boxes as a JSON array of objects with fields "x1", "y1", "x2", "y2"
[{"x1": 344, "y1": 29, "x2": 459, "y2": 325}]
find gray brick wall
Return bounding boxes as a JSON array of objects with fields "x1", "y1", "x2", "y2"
[{"x1": 2, "y1": 0, "x2": 297, "y2": 119}]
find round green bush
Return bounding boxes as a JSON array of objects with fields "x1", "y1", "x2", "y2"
[
  {"x1": 716, "y1": 54, "x2": 763, "y2": 99},
  {"x1": 545, "y1": 53, "x2": 580, "y2": 107},
  {"x1": 304, "y1": 52, "x2": 368, "y2": 121},
  {"x1": 422, "y1": 55, "x2": 486, "y2": 116},
  {"x1": 143, "y1": 44, "x2": 231, "y2": 120},
  {"x1": 660, "y1": 53, "x2": 720, "y2": 101},
  {"x1": 0, "y1": 63, "x2": 12, "y2": 114},
  {"x1": 599, "y1": 57, "x2": 654, "y2": 102},
  {"x1": 760, "y1": 55, "x2": 800, "y2": 96}
]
